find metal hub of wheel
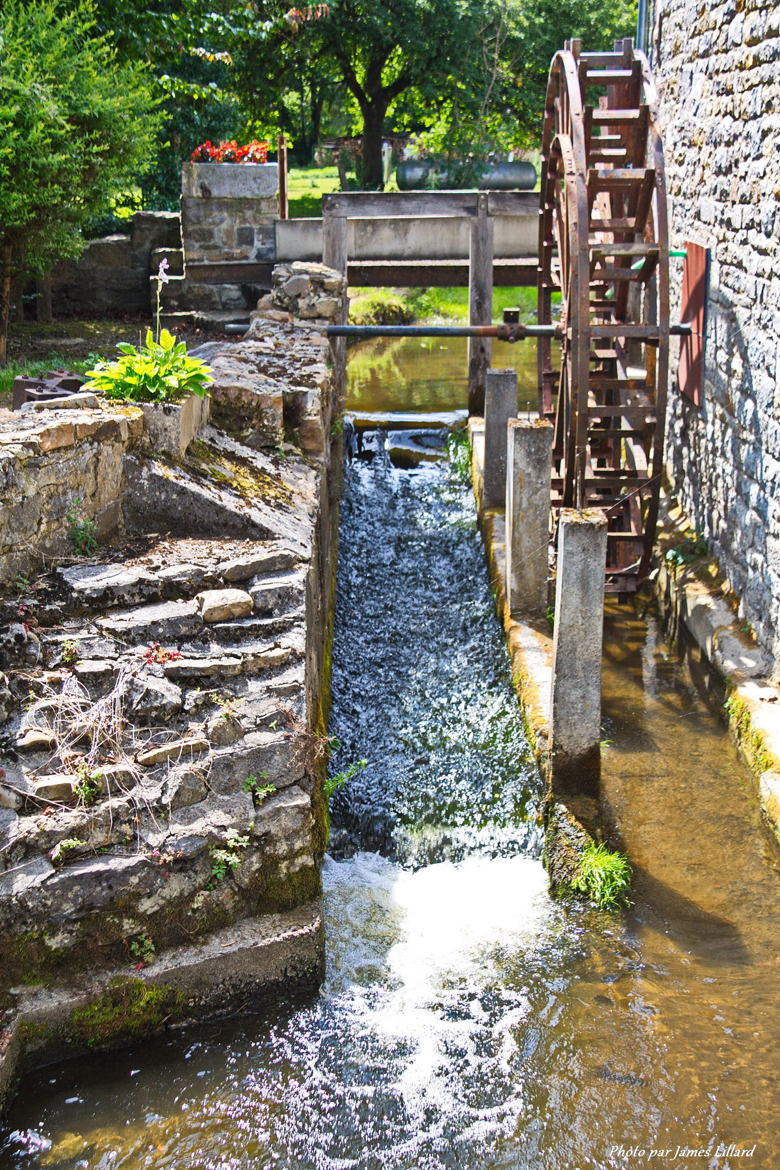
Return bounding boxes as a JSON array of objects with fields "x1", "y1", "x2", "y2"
[{"x1": 538, "y1": 36, "x2": 670, "y2": 592}]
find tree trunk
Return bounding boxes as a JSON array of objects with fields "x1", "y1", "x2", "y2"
[
  {"x1": 0, "y1": 240, "x2": 12, "y2": 364},
  {"x1": 359, "y1": 102, "x2": 386, "y2": 189}
]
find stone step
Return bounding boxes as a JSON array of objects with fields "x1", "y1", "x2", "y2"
[
  {"x1": 161, "y1": 639, "x2": 301, "y2": 681},
  {"x1": 55, "y1": 562, "x2": 219, "y2": 612},
  {"x1": 160, "y1": 276, "x2": 253, "y2": 313},
  {"x1": 249, "y1": 568, "x2": 307, "y2": 616},
  {"x1": 55, "y1": 545, "x2": 301, "y2": 615},
  {"x1": 207, "y1": 612, "x2": 300, "y2": 645}
]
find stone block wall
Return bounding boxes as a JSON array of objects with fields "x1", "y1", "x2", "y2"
[
  {"x1": 49, "y1": 212, "x2": 181, "y2": 316},
  {"x1": 649, "y1": 0, "x2": 780, "y2": 663},
  {"x1": 181, "y1": 163, "x2": 278, "y2": 264},
  {"x1": 0, "y1": 405, "x2": 143, "y2": 580}
]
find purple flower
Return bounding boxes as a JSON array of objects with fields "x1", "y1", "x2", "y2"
[{"x1": 157, "y1": 258, "x2": 170, "y2": 284}]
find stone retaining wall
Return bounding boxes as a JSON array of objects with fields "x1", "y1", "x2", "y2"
[
  {"x1": 49, "y1": 212, "x2": 181, "y2": 317},
  {"x1": 0, "y1": 304, "x2": 342, "y2": 1109},
  {"x1": 649, "y1": 0, "x2": 780, "y2": 665}
]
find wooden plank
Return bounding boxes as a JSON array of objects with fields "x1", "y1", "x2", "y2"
[
  {"x1": 321, "y1": 190, "x2": 538, "y2": 218},
  {"x1": 678, "y1": 241, "x2": 709, "y2": 406},
  {"x1": 591, "y1": 108, "x2": 644, "y2": 124},
  {"x1": 591, "y1": 242, "x2": 659, "y2": 257},
  {"x1": 322, "y1": 214, "x2": 348, "y2": 275},
  {"x1": 185, "y1": 261, "x2": 273, "y2": 285},
  {"x1": 345, "y1": 258, "x2": 537, "y2": 288},
  {"x1": 589, "y1": 324, "x2": 660, "y2": 338},
  {"x1": 585, "y1": 69, "x2": 636, "y2": 83},
  {"x1": 468, "y1": 194, "x2": 493, "y2": 414}
]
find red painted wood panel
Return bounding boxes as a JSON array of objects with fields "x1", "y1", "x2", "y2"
[{"x1": 678, "y1": 242, "x2": 709, "y2": 406}]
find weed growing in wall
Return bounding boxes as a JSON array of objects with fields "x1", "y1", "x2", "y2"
[
  {"x1": 324, "y1": 758, "x2": 367, "y2": 800},
  {"x1": 66, "y1": 497, "x2": 98, "y2": 556},
  {"x1": 208, "y1": 829, "x2": 249, "y2": 881}
]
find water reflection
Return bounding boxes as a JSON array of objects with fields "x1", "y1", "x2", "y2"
[{"x1": 347, "y1": 335, "x2": 538, "y2": 415}]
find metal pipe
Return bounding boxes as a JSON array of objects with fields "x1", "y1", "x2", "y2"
[
  {"x1": 326, "y1": 323, "x2": 558, "y2": 341},
  {"x1": 326, "y1": 322, "x2": 692, "y2": 340}
]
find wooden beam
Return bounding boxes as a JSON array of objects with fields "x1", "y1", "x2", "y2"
[
  {"x1": 468, "y1": 194, "x2": 493, "y2": 415},
  {"x1": 345, "y1": 258, "x2": 537, "y2": 287},
  {"x1": 322, "y1": 190, "x2": 538, "y2": 218}
]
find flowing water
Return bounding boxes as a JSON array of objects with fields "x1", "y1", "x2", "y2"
[{"x1": 2, "y1": 340, "x2": 779, "y2": 1170}]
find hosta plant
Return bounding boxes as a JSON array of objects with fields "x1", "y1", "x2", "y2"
[{"x1": 84, "y1": 329, "x2": 212, "y2": 405}]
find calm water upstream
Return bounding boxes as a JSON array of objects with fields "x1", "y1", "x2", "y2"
[{"x1": 1, "y1": 339, "x2": 779, "y2": 1170}]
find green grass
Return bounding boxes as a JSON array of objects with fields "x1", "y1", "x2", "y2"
[
  {"x1": 567, "y1": 841, "x2": 633, "y2": 910},
  {"x1": 287, "y1": 165, "x2": 342, "y2": 218},
  {"x1": 347, "y1": 285, "x2": 541, "y2": 325}
]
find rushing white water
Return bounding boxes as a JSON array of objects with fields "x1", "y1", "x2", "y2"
[{"x1": 323, "y1": 851, "x2": 554, "y2": 1106}]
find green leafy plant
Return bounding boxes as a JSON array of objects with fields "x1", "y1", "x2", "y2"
[
  {"x1": 60, "y1": 638, "x2": 80, "y2": 666},
  {"x1": 324, "y1": 758, "x2": 367, "y2": 800},
  {"x1": 664, "y1": 531, "x2": 708, "y2": 567},
  {"x1": 242, "y1": 773, "x2": 275, "y2": 803},
  {"x1": 568, "y1": 841, "x2": 632, "y2": 911},
  {"x1": 545, "y1": 605, "x2": 555, "y2": 631},
  {"x1": 446, "y1": 430, "x2": 471, "y2": 483},
  {"x1": 84, "y1": 329, "x2": 213, "y2": 405},
  {"x1": 73, "y1": 764, "x2": 102, "y2": 806},
  {"x1": 208, "y1": 828, "x2": 249, "y2": 881},
  {"x1": 50, "y1": 837, "x2": 86, "y2": 865},
  {"x1": 66, "y1": 497, "x2": 98, "y2": 556},
  {"x1": 128, "y1": 933, "x2": 155, "y2": 966}
]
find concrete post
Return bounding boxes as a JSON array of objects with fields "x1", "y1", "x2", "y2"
[
  {"x1": 322, "y1": 214, "x2": 348, "y2": 295},
  {"x1": 483, "y1": 369, "x2": 518, "y2": 509},
  {"x1": 506, "y1": 418, "x2": 553, "y2": 616},
  {"x1": 549, "y1": 508, "x2": 608, "y2": 796},
  {"x1": 323, "y1": 212, "x2": 348, "y2": 390},
  {"x1": 467, "y1": 194, "x2": 494, "y2": 416}
]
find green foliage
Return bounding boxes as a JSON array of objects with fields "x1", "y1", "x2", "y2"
[
  {"x1": 60, "y1": 639, "x2": 80, "y2": 666},
  {"x1": 208, "y1": 828, "x2": 249, "y2": 881},
  {"x1": 84, "y1": 329, "x2": 213, "y2": 405},
  {"x1": 0, "y1": 0, "x2": 163, "y2": 352},
  {"x1": 50, "y1": 838, "x2": 87, "y2": 865},
  {"x1": 446, "y1": 431, "x2": 472, "y2": 484},
  {"x1": 324, "y1": 758, "x2": 367, "y2": 800},
  {"x1": 73, "y1": 765, "x2": 102, "y2": 806},
  {"x1": 545, "y1": 605, "x2": 555, "y2": 631},
  {"x1": 568, "y1": 841, "x2": 632, "y2": 910},
  {"x1": 128, "y1": 933, "x2": 156, "y2": 965},
  {"x1": 349, "y1": 292, "x2": 414, "y2": 327},
  {"x1": 664, "y1": 531, "x2": 709, "y2": 567},
  {"x1": 242, "y1": 774, "x2": 276, "y2": 803},
  {"x1": 66, "y1": 497, "x2": 98, "y2": 557}
]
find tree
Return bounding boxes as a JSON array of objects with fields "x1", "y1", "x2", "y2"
[
  {"x1": 0, "y1": 0, "x2": 163, "y2": 358},
  {"x1": 507, "y1": 0, "x2": 637, "y2": 142},
  {"x1": 272, "y1": 0, "x2": 515, "y2": 188}
]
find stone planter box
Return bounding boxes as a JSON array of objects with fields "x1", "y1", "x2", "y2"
[
  {"x1": 140, "y1": 393, "x2": 211, "y2": 457},
  {"x1": 182, "y1": 162, "x2": 278, "y2": 200},
  {"x1": 181, "y1": 162, "x2": 279, "y2": 264}
]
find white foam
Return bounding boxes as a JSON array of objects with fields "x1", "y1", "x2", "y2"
[{"x1": 323, "y1": 852, "x2": 555, "y2": 1113}]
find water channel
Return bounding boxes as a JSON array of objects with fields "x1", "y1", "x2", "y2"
[{"x1": 1, "y1": 340, "x2": 778, "y2": 1169}]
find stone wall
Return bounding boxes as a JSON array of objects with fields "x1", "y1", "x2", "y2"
[
  {"x1": 649, "y1": 0, "x2": 780, "y2": 664},
  {"x1": 181, "y1": 163, "x2": 278, "y2": 265},
  {"x1": 49, "y1": 212, "x2": 181, "y2": 317},
  {"x1": 0, "y1": 308, "x2": 343, "y2": 1104}
]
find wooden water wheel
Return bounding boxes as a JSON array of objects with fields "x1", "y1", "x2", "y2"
[{"x1": 537, "y1": 37, "x2": 670, "y2": 592}]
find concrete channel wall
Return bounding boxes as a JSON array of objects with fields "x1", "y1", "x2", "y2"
[
  {"x1": 275, "y1": 213, "x2": 538, "y2": 263},
  {"x1": 0, "y1": 265, "x2": 345, "y2": 1111}
]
